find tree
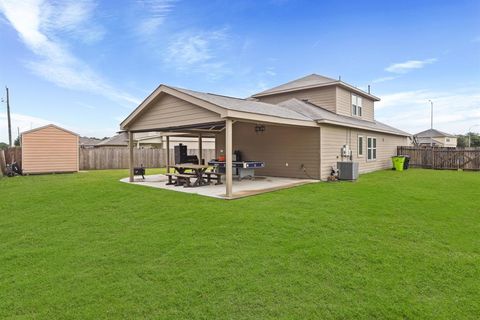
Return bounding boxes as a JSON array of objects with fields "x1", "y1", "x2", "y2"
[
  {"x1": 14, "y1": 136, "x2": 20, "y2": 146},
  {"x1": 0, "y1": 142, "x2": 8, "y2": 150},
  {"x1": 456, "y1": 132, "x2": 480, "y2": 148}
]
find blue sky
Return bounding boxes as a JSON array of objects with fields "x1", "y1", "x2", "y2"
[{"x1": 0, "y1": 0, "x2": 479, "y2": 141}]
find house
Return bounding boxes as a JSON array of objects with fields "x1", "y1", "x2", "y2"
[
  {"x1": 79, "y1": 136, "x2": 103, "y2": 148},
  {"x1": 95, "y1": 132, "x2": 215, "y2": 149},
  {"x1": 120, "y1": 73, "x2": 411, "y2": 198},
  {"x1": 414, "y1": 129, "x2": 457, "y2": 147},
  {"x1": 21, "y1": 124, "x2": 79, "y2": 174}
]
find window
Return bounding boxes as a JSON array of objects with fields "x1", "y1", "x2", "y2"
[
  {"x1": 367, "y1": 137, "x2": 377, "y2": 161},
  {"x1": 446, "y1": 138, "x2": 451, "y2": 142},
  {"x1": 351, "y1": 94, "x2": 362, "y2": 117},
  {"x1": 358, "y1": 136, "x2": 364, "y2": 157}
]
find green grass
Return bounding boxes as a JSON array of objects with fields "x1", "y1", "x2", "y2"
[{"x1": 0, "y1": 169, "x2": 479, "y2": 319}]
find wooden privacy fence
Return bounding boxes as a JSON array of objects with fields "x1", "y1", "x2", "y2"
[
  {"x1": 397, "y1": 146, "x2": 480, "y2": 171},
  {"x1": 0, "y1": 148, "x2": 22, "y2": 176},
  {"x1": 79, "y1": 148, "x2": 216, "y2": 170}
]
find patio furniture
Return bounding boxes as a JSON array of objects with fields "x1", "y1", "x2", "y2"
[
  {"x1": 204, "y1": 171, "x2": 224, "y2": 185},
  {"x1": 171, "y1": 164, "x2": 210, "y2": 187}
]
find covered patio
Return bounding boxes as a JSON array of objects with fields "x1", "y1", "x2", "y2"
[
  {"x1": 120, "y1": 174, "x2": 318, "y2": 199},
  {"x1": 120, "y1": 85, "x2": 321, "y2": 199}
]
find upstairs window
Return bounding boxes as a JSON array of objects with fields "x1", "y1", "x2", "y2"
[{"x1": 351, "y1": 94, "x2": 362, "y2": 117}]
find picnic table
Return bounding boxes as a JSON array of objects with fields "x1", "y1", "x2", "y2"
[{"x1": 170, "y1": 164, "x2": 210, "y2": 187}]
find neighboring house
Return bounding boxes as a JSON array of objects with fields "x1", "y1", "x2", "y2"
[
  {"x1": 120, "y1": 73, "x2": 411, "y2": 191},
  {"x1": 95, "y1": 132, "x2": 215, "y2": 149},
  {"x1": 79, "y1": 137, "x2": 103, "y2": 148},
  {"x1": 21, "y1": 124, "x2": 79, "y2": 174},
  {"x1": 414, "y1": 129, "x2": 457, "y2": 147}
]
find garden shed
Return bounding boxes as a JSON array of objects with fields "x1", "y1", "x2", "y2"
[{"x1": 21, "y1": 124, "x2": 79, "y2": 174}]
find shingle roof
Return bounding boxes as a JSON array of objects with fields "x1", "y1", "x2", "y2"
[
  {"x1": 277, "y1": 99, "x2": 411, "y2": 136},
  {"x1": 252, "y1": 74, "x2": 337, "y2": 96},
  {"x1": 169, "y1": 87, "x2": 409, "y2": 136},
  {"x1": 79, "y1": 137, "x2": 102, "y2": 146},
  {"x1": 96, "y1": 132, "x2": 128, "y2": 146},
  {"x1": 414, "y1": 128, "x2": 455, "y2": 138},
  {"x1": 169, "y1": 86, "x2": 312, "y2": 121},
  {"x1": 250, "y1": 73, "x2": 380, "y2": 101}
]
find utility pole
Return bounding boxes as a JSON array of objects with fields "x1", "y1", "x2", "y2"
[
  {"x1": 6, "y1": 86, "x2": 12, "y2": 147},
  {"x1": 428, "y1": 100, "x2": 434, "y2": 147}
]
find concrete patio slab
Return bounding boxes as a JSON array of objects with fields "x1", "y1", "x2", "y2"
[{"x1": 120, "y1": 174, "x2": 318, "y2": 199}]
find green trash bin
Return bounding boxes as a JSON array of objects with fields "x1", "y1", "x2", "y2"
[{"x1": 392, "y1": 156, "x2": 405, "y2": 171}]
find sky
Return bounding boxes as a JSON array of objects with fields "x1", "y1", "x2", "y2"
[{"x1": 0, "y1": 0, "x2": 479, "y2": 142}]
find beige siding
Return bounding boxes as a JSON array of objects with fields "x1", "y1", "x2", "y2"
[
  {"x1": 336, "y1": 87, "x2": 375, "y2": 121},
  {"x1": 22, "y1": 126, "x2": 79, "y2": 174},
  {"x1": 216, "y1": 122, "x2": 320, "y2": 179},
  {"x1": 256, "y1": 86, "x2": 337, "y2": 113},
  {"x1": 128, "y1": 93, "x2": 221, "y2": 131},
  {"x1": 320, "y1": 124, "x2": 409, "y2": 179}
]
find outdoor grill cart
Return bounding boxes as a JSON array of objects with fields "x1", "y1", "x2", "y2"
[{"x1": 208, "y1": 160, "x2": 265, "y2": 180}]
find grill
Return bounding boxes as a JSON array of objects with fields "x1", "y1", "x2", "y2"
[{"x1": 134, "y1": 166, "x2": 145, "y2": 179}]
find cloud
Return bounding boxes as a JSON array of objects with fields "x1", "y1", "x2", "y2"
[
  {"x1": 0, "y1": 112, "x2": 67, "y2": 142},
  {"x1": 0, "y1": 0, "x2": 139, "y2": 106},
  {"x1": 385, "y1": 58, "x2": 438, "y2": 74},
  {"x1": 136, "y1": 0, "x2": 176, "y2": 36},
  {"x1": 372, "y1": 76, "x2": 397, "y2": 83},
  {"x1": 164, "y1": 28, "x2": 231, "y2": 79},
  {"x1": 376, "y1": 87, "x2": 480, "y2": 134}
]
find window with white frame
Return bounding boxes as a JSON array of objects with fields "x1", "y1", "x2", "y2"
[
  {"x1": 367, "y1": 137, "x2": 377, "y2": 161},
  {"x1": 351, "y1": 94, "x2": 362, "y2": 117},
  {"x1": 358, "y1": 136, "x2": 364, "y2": 157}
]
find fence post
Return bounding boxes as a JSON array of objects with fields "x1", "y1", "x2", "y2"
[{"x1": 0, "y1": 149, "x2": 5, "y2": 176}]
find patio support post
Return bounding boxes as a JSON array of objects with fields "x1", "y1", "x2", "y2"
[
  {"x1": 225, "y1": 119, "x2": 233, "y2": 198},
  {"x1": 166, "y1": 135, "x2": 170, "y2": 173},
  {"x1": 128, "y1": 131, "x2": 134, "y2": 182},
  {"x1": 198, "y1": 133, "x2": 203, "y2": 164}
]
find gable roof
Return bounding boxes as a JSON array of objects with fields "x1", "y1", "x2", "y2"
[
  {"x1": 120, "y1": 85, "x2": 315, "y2": 130},
  {"x1": 251, "y1": 73, "x2": 380, "y2": 101},
  {"x1": 169, "y1": 86, "x2": 312, "y2": 121},
  {"x1": 414, "y1": 128, "x2": 455, "y2": 138},
  {"x1": 121, "y1": 83, "x2": 408, "y2": 136},
  {"x1": 80, "y1": 137, "x2": 102, "y2": 146},
  {"x1": 21, "y1": 124, "x2": 79, "y2": 136},
  {"x1": 277, "y1": 98, "x2": 411, "y2": 136},
  {"x1": 96, "y1": 132, "x2": 128, "y2": 147}
]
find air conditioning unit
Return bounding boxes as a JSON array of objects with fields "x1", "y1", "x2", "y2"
[{"x1": 337, "y1": 162, "x2": 359, "y2": 180}]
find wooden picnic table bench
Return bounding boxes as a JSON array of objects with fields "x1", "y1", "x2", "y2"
[
  {"x1": 203, "y1": 171, "x2": 224, "y2": 185},
  {"x1": 169, "y1": 164, "x2": 210, "y2": 187}
]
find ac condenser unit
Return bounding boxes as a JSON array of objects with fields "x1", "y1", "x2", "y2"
[{"x1": 337, "y1": 162, "x2": 359, "y2": 180}]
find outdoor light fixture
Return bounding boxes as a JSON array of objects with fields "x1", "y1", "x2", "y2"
[{"x1": 254, "y1": 124, "x2": 265, "y2": 133}]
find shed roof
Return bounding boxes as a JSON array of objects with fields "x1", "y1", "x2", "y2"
[{"x1": 21, "y1": 124, "x2": 79, "y2": 136}]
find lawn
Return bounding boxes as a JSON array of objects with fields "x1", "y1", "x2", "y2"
[{"x1": 0, "y1": 169, "x2": 479, "y2": 319}]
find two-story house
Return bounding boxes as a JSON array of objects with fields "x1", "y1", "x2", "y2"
[
  {"x1": 121, "y1": 73, "x2": 410, "y2": 186},
  {"x1": 414, "y1": 129, "x2": 457, "y2": 147}
]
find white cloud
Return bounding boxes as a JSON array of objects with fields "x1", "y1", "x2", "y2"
[
  {"x1": 136, "y1": 0, "x2": 176, "y2": 36},
  {"x1": 0, "y1": 112, "x2": 66, "y2": 142},
  {"x1": 376, "y1": 87, "x2": 480, "y2": 134},
  {"x1": 164, "y1": 28, "x2": 231, "y2": 79},
  {"x1": 372, "y1": 76, "x2": 397, "y2": 83},
  {"x1": 385, "y1": 58, "x2": 437, "y2": 74},
  {"x1": 0, "y1": 0, "x2": 139, "y2": 106}
]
